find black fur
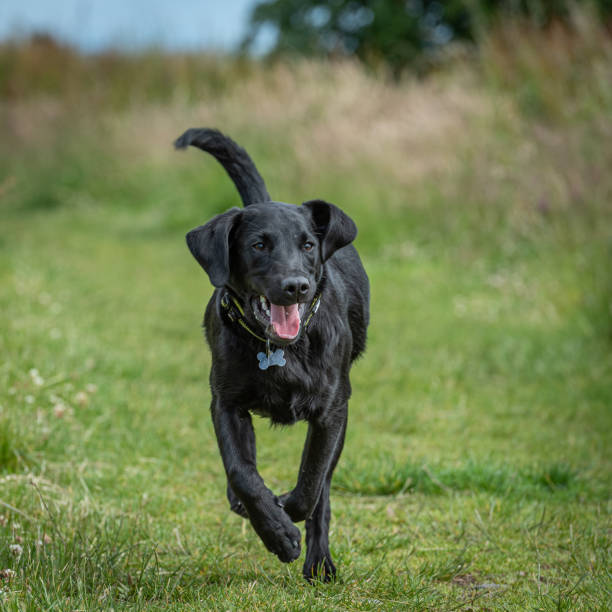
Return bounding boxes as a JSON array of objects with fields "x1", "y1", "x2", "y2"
[{"x1": 177, "y1": 127, "x2": 369, "y2": 581}]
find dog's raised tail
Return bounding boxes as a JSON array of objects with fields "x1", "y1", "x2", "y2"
[{"x1": 174, "y1": 128, "x2": 271, "y2": 206}]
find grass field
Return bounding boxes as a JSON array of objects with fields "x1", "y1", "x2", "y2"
[{"x1": 1, "y1": 19, "x2": 611, "y2": 610}]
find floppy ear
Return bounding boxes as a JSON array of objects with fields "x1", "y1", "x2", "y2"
[
  {"x1": 302, "y1": 199, "x2": 357, "y2": 261},
  {"x1": 186, "y1": 207, "x2": 241, "y2": 287}
]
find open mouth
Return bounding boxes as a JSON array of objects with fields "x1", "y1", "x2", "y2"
[{"x1": 251, "y1": 295, "x2": 306, "y2": 341}]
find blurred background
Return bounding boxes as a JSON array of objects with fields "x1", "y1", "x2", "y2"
[
  {"x1": 0, "y1": 0, "x2": 275, "y2": 54},
  {"x1": 1, "y1": 1, "x2": 611, "y2": 609}
]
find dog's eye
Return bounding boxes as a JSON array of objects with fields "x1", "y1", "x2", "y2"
[
  {"x1": 252, "y1": 242, "x2": 265, "y2": 251},
  {"x1": 303, "y1": 241, "x2": 314, "y2": 252}
]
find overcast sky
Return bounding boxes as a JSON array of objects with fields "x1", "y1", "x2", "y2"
[{"x1": 0, "y1": 0, "x2": 274, "y2": 53}]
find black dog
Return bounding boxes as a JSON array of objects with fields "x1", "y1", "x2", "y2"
[{"x1": 175, "y1": 128, "x2": 369, "y2": 581}]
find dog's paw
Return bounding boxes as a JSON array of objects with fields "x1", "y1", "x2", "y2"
[
  {"x1": 303, "y1": 552, "x2": 337, "y2": 583},
  {"x1": 273, "y1": 521, "x2": 302, "y2": 563},
  {"x1": 250, "y1": 508, "x2": 302, "y2": 563}
]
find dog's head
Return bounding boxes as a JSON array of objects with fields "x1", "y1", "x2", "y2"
[{"x1": 187, "y1": 200, "x2": 357, "y2": 345}]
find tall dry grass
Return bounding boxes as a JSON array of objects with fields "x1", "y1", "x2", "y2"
[
  {"x1": 3, "y1": 11, "x2": 611, "y2": 191},
  {"x1": 2, "y1": 9, "x2": 611, "y2": 231}
]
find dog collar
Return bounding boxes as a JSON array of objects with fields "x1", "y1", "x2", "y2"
[{"x1": 220, "y1": 290, "x2": 321, "y2": 370}]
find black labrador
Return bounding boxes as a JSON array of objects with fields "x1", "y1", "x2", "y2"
[{"x1": 175, "y1": 128, "x2": 369, "y2": 581}]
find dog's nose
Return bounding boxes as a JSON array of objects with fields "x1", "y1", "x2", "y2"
[{"x1": 281, "y1": 277, "x2": 310, "y2": 300}]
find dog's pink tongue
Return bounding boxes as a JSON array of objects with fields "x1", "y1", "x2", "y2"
[{"x1": 270, "y1": 303, "x2": 300, "y2": 339}]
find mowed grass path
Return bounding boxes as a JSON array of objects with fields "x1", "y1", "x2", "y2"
[{"x1": 1, "y1": 52, "x2": 612, "y2": 609}]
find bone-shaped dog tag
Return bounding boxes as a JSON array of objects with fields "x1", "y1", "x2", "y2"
[{"x1": 257, "y1": 348, "x2": 286, "y2": 370}]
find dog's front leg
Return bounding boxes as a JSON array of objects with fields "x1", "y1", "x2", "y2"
[
  {"x1": 211, "y1": 397, "x2": 301, "y2": 563},
  {"x1": 280, "y1": 404, "x2": 347, "y2": 523},
  {"x1": 226, "y1": 411, "x2": 255, "y2": 518}
]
